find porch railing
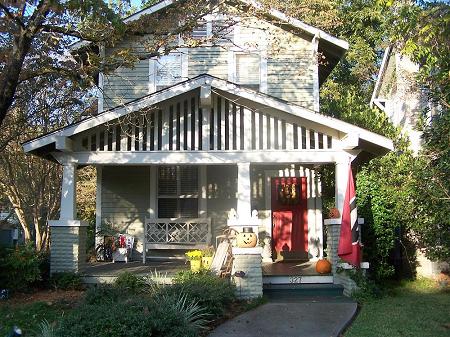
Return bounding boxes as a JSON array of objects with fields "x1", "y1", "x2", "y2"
[{"x1": 143, "y1": 218, "x2": 212, "y2": 261}]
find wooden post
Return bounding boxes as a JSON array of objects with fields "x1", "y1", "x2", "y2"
[
  {"x1": 60, "y1": 162, "x2": 77, "y2": 220},
  {"x1": 237, "y1": 162, "x2": 251, "y2": 220}
]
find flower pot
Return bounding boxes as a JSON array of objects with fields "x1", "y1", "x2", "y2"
[
  {"x1": 202, "y1": 256, "x2": 213, "y2": 269},
  {"x1": 315, "y1": 259, "x2": 332, "y2": 274},
  {"x1": 190, "y1": 259, "x2": 202, "y2": 272}
]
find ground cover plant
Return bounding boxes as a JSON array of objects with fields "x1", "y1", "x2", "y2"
[
  {"x1": 345, "y1": 278, "x2": 450, "y2": 337},
  {"x1": 0, "y1": 270, "x2": 245, "y2": 337}
]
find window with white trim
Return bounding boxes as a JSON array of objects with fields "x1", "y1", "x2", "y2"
[
  {"x1": 192, "y1": 20, "x2": 208, "y2": 39},
  {"x1": 157, "y1": 166, "x2": 199, "y2": 218},
  {"x1": 235, "y1": 53, "x2": 260, "y2": 90},
  {"x1": 153, "y1": 53, "x2": 183, "y2": 91}
]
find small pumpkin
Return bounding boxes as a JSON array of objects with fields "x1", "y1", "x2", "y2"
[
  {"x1": 316, "y1": 259, "x2": 332, "y2": 274},
  {"x1": 236, "y1": 227, "x2": 257, "y2": 248},
  {"x1": 328, "y1": 207, "x2": 340, "y2": 219}
]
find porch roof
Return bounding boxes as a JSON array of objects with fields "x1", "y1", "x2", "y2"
[{"x1": 22, "y1": 74, "x2": 393, "y2": 158}]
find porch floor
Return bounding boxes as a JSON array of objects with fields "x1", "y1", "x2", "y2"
[{"x1": 262, "y1": 261, "x2": 329, "y2": 276}]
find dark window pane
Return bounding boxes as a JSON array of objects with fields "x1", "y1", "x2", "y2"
[{"x1": 158, "y1": 199, "x2": 178, "y2": 218}]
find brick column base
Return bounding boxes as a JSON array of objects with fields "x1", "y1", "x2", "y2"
[
  {"x1": 49, "y1": 220, "x2": 88, "y2": 274},
  {"x1": 324, "y1": 218, "x2": 366, "y2": 297},
  {"x1": 231, "y1": 247, "x2": 263, "y2": 299}
]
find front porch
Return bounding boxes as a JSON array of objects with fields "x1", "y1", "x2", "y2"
[
  {"x1": 82, "y1": 259, "x2": 332, "y2": 284},
  {"x1": 22, "y1": 75, "x2": 394, "y2": 297}
]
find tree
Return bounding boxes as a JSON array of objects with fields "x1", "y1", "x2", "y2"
[{"x1": 0, "y1": 0, "x2": 223, "y2": 149}]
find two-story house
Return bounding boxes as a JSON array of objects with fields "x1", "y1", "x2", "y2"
[
  {"x1": 371, "y1": 46, "x2": 446, "y2": 278},
  {"x1": 23, "y1": 0, "x2": 392, "y2": 295}
]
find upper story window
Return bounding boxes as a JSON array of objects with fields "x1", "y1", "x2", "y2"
[
  {"x1": 235, "y1": 53, "x2": 260, "y2": 91},
  {"x1": 190, "y1": 18, "x2": 234, "y2": 44},
  {"x1": 192, "y1": 20, "x2": 208, "y2": 39},
  {"x1": 154, "y1": 53, "x2": 183, "y2": 91}
]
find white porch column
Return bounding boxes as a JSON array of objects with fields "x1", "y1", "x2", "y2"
[
  {"x1": 95, "y1": 166, "x2": 103, "y2": 248},
  {"x1": 335, "y1": 160, "x2": 348, "y2": 214},
  {"x1": 237, "y1": 162, "x2": 251, "y2": 219},
  {"x1": 48, "y1": 160, "x2": 87, "y2": 274},
  {"x1": 60, "y1": 162, "x2": 77, "y2": 220}
]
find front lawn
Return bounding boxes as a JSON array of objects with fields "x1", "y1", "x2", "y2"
[
  {"x1": 345, "y1": 278, "x2": 450, "y2": 337},
  {"x1": 0, "y1": 290, "x2": 83, "y2": 336}
]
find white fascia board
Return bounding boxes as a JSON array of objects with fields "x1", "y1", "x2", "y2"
[
  {"x1": 69, "y1": 0, "x2": 176, "y2": 51},
  {"x1": 210, "y1": 78, "x2": 393, "y2": 151},
  {"x1": 239, "y1": 0, "x2": 348, "y2": 51},
  {"x1": 23, "y1": 77, "x2": 208, "y2": 153},
  {"x1": 55, "y1": 149, "x2": 347, "y2": 165},
  {"x1": 70, "y1": 0, "x2": 348, "y2": 53},
  {"x1": 123, "y1": 0, "x2": 176, "y2": 23},
  {"x1": 370, "y1": 46, "x2": 393, "y2": 108}
]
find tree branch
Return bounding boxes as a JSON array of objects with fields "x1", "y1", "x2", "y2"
[{"x1": 0, "y1": 3, "x2": 25, "y2": 29}]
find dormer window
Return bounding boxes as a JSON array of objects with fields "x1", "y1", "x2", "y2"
[{"x1": 235, "y1": 53, "x2": 260, "y2": 91}]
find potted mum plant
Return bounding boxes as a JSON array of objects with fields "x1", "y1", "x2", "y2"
[
  {"x1": 185, "y1": 250, "x2": 202, "y2": 272},
  {"x1": 201, "y1": 246, "x2": 215, "y2": 269}
]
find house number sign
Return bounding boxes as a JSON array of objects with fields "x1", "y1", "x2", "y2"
[{"x1": 289, "y1": 276, "x2": 302, "y2": 284}]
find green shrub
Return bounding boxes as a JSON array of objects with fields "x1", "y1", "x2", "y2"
[
  {"x1": 114, "y1": 271, "x2": 145, "y2": 293},
  {"x1": 345, "y1": 269, "x2": 383, "y2": 302},
  {"x1": 0, "y1": 244, "x2": 43, "y2": 291},
  {"x1": 168, "y1": 270, "x2": 236, "y2": 318},
  {"x1": 57, "y1": 295, "x2": 207, "y2": 337},
  {"x1": 84, "y1": 284, "x2": 125, "y2": 305},
  {"x1": 50, "y1": 272, "x2": 83, "y2": 290}
]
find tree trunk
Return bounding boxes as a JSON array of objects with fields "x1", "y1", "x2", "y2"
[{"x1": 0, "y1": 32, "x2": 33, "y2": 128}]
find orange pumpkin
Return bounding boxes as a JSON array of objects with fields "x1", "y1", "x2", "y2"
[
  {"x1": 316, "y1": 259, "x2": 332, "y2": 274},
  {"x1": 236, "y1": 227, "x2": 257, "y2": 248},
  {"x1": 328, "y1": 208, "x2": 340, "y2": 219}
]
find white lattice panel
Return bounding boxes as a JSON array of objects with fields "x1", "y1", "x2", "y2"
[{"x1": 145, "y1": 218, "x2": 211, "y2": 245}]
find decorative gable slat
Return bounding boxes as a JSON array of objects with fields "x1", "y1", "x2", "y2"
[{"x1": 74, "y1": 91, "x2": 338, "y2": 153}]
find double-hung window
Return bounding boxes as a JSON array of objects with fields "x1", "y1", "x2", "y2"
[
  {"x1": 154, "y1": 53, "x2": 183, "y2": 91},
  {"x1": 235, "y1": 53, "x2": 261, "y2": 91},
  {"x1": 157, "y1": 166, "x2": 199, "y2": 218}
]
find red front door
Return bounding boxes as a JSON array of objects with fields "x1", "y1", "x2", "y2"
[{"x1": 271, "y1": 177, "x2": 308, "y2": 257}]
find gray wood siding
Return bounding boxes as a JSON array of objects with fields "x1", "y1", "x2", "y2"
[
  {"x1": 103, "y1": 38, "x2": 149, "y2": 109},
  {"x1": 101, "y1": 166, "x2": 150, "y2": 251},
  {"x1": 102, "y1": 16, "x2": 316, "y2": 110},
  {"x1": 188, "y1": 47, "x2": 228, "y2": 79}
]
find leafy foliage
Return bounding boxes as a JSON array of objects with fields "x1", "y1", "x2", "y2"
[
  {"x1": 168, "y1": 270, "x2": 236, "y2": 318},
  {"x1": 114, "y1": 271, "x2": 146, "y2": 293},
  {"x1": 50, "y1": 272, "x2": 83, "y2": 291},
  {"x1": 83, "y1": 284, "x2": 125, "y2": 305},
  {"x1": 58, "y1": 291, "x2": 207, "y2": 337},
  {"x1": 0, "y1": 244, "x2": 44, "y2": 291}
]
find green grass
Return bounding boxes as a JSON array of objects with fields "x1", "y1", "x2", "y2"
[
  {"x1": 346, "y1": 278, "x2": 450, "y2": 337},
  {"x1": 0, "y1": 300, "x2": 74, "y2": 336}
]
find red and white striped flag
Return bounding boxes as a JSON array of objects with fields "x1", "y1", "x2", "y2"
[{"x1": 338, "y1": 163, "x2": 361, "y2": 267}]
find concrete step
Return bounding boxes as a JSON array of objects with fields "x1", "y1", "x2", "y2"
[
  {"x1": 263, "y1": 274, "x2": 333, "y2": 285},
  {"x1": 263, "y1": 284, "x2": 349, "y2": 302}
]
